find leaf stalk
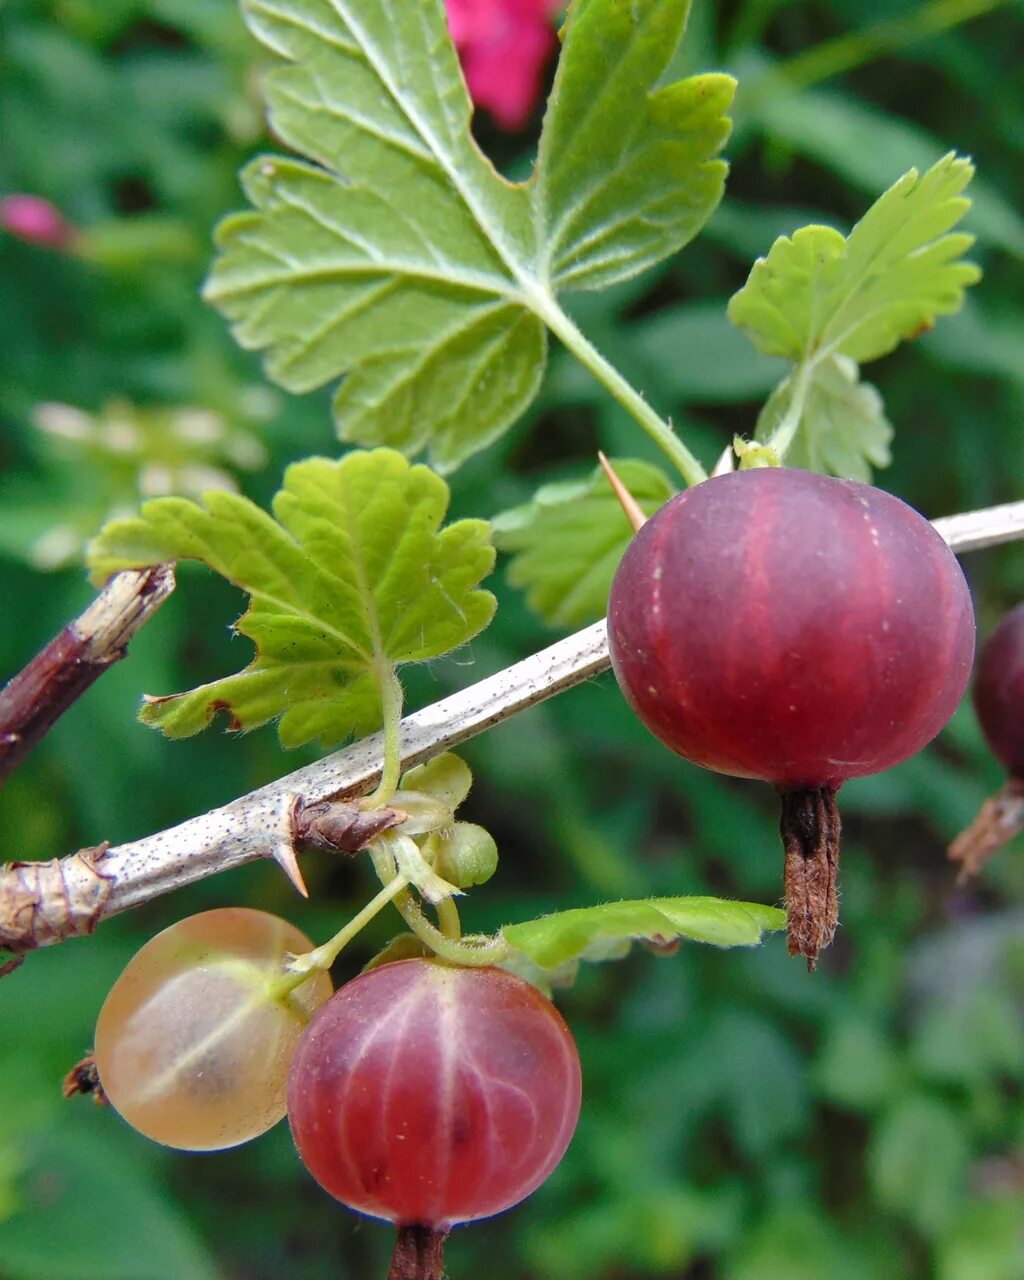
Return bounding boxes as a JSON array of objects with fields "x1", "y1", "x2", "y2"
[{"x1": 536, "y1": 296, "x2": 709, "y2": 488}]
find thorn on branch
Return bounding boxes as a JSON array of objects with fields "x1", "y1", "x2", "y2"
[
  {"x1": 266, "y1": 795, "x2": 409, "y2": 898},
  {"x1": 597, "y1": 452, "x2": 647, "y2": 533},
  {"x1": 0, "y1": 563, "x2": 175, "y2": 787}
]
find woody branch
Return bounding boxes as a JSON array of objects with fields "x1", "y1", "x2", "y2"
[{"x1": 2, "y1": 499, "x2": 1023, "y2": 964}]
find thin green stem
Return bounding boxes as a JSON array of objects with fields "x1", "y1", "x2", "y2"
[
  {"x1": 535, "y1": 295, "x2": 709, "y2": 488},
  {"x1": 391, "y1": 888, "x2": 509, "y2": 967},
  {"x1": 368, "y1": 840, "x2": 507, "y2": 966},
  {"x1": 763, "y1": 358, "x2": 815, "y2": 463},
  {"x1": 435, "y1": 896, "x2": 463, "y2": 942},
  {"x1": 366, "y1": 665, "x2": 404, "y2": 808},
  {"x1": 273, "y1": 874, "x2": 410, "y2": 997}
]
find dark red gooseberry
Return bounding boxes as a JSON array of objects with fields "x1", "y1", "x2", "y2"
[
  {"x1": 607, "y1": 467, "x2": 975, "y2": 965},
  {"x1": 973, "y1": 603, "x2": 1024, "y2": 777},
  {"x1": 950, "y1": 603, "x2": 1024, "y2": 881},
  {"x1": 287, "y1": 958, "x2": 581, "y2": 1280}
]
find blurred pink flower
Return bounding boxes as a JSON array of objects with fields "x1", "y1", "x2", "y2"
[
  {"x1": 447, "y1": 0, "x2": 562, "y2": 131},
  {"x1": 0, "y1": 195, "x2": 75, "y2": 250}
]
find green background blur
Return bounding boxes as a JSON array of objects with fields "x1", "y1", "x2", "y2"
[{"x1": 3, "y1": 0, "x2": 1024, "y2": 1276}]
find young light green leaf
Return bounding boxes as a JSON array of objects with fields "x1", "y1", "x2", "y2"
[
  {"x1": 502, "y1": 896, "x2": 787, "y2": 969},
  {"x1": 401, "y1": 751, "x2": 473, "y2": 813},
  {"x1": 754, "y1": 355, "x2": 892, "y2": 482},
  {"x1": 86, "y1": 449, "x2": 495, "y2": 747},
  {"x1": 206, "y1": 0, "x2": 732, "y2": 471},
  {"x1": 535, "y1": 0, "x2": 733, "y2": 291},
  {"x1": 397, "y1": 752, "x2": 498, "y2": 886},
  {"x1": 492, "y1": 458, "x2": 675, "y2": 627},
  {"x1": 728, "y1": 153, "x2": 981, "y2": 365}
]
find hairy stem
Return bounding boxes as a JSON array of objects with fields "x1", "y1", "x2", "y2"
[
  {"x1": 366, "y1": 666, "x2": 405, "y2": 807},
  {"x1": 391, "y1": 887, "x2": 507, "y2": 967},
  {"x1": 537, "y1": 296, "x2": 709, "y2": 488},
  {"x1": 435, "y1": 896, "x2": 463, "y2": 942},
  {"x1": 275, "y1": 874, "x2": 411, "y2": 995}
]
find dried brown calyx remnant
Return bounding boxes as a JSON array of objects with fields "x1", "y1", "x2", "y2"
[
  {"x1": 272, "y1": 794, "x2": 409, "y2": 897},
  {"x1": 0, "y1": 564, "x2": 174, "y2": 787},
  {"x1": 387, "y1": 1225, "x2": 449, "y2": 1280},
  {"x1": 63, "y1": 1053, "x2": 108, "y2": 1105},
  {"x1": 949, "y1": 777, "x2": 1024, "y2": 883},
  {"x1": 290, "y1": 795, "x2": 406, "y2": 856},
  {"x1": 0, "y1": 843, "x2": 115, "y2": 974},
  {"x1": 779, "y1": 786, "x2": 841, "y2": 972}
]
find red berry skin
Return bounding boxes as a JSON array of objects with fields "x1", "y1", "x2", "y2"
[
  {"x1": 608, "y1": 468, "x2": 975, "y2": 790},
  {"x1": 973, "y1": 603, "x2": 1024, "y2": 777},
  {"x1": 287, "y1": 959, "x2": 581, "y2": 1228}
]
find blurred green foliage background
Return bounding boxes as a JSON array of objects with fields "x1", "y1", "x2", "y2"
[{"x1": 2, "y1": 0, "x2": 1024, "y2": 1277}]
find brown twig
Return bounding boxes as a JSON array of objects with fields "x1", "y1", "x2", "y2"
[{"x1": 0, "y1": 564, "x2": 175, "y2": 786}]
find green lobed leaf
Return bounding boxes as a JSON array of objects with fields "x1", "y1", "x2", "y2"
[
  {"x1": 502, "y1": 896, "x2": 787, "y2": 969},
  {"x1": 535, "y1": 0, "x2": 733, "y2": 291},
  {"x1": 205, "y1": 0, "x2": 732, "y2": 471},
  {"x1": 492, "y1": 457, "x2": 675, "y2": 627},
  {"x1": 753, "y1": 354, "x2": 892, "y2": 481},
  {"x1": 86, "y1": 448, "x2": 495, "y2": 747},
  {"x1": 728, "y1": 153, "x2": 981, "y2": 365}
]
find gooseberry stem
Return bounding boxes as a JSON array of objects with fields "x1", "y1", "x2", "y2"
[
  {"x1": 391, "y1": 888, "x2": 508, "y2": 966},
  {"x1": 435, "y1": 895, "x2": 463, "y2": 942},
  {"x1": 276, "y1": 874, "x2": 410, "y2": 995},
  {"x1": 368, "y1": 844, "x2": 507, "y2": 966},
  {"x1": 535, "y1": 295, "x2": 709, "y2": 488}
]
